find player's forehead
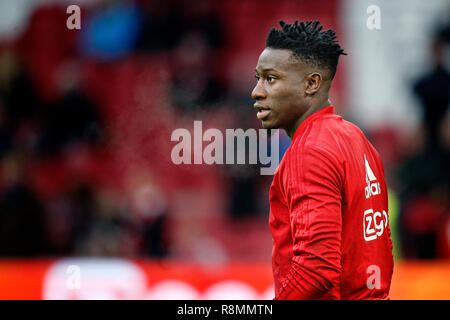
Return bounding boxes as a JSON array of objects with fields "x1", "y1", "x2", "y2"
[{"x1": 255, "y1": 48, "x2": 298, "y2": 73}]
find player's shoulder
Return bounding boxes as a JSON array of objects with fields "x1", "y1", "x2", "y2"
[
  {"x1": 312, "y1": 115, "x2": 384, "y2": 167},
  {"x1": 320, "y1": 113, "x2": 365, "y2": 134},
  {"x1": 292, "y1": 113, "x2": 371, "y2": 161},
  {"x1": 314, "y1": 113, "x2": 369, "y2": 146}
]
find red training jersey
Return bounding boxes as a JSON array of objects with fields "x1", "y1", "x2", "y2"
[{"x1": 269, "y1": 106, "x2": 394, "y2": 300}]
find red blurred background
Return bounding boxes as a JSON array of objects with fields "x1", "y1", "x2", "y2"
[{"x1": 0, "y1": 0, "x2": 448, "y2": 299}]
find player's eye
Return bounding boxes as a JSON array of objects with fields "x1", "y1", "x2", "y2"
[
  {"x1": 267, "y1": 76, "x2": 276, "y2": 83},
  {"x1": 255, "y1": 75, "x2": 260, "y2": 81}
]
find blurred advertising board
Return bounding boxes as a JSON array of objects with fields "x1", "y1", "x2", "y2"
[{"x1": 0, "y1": 259, "x2": 448, "y2": 300}]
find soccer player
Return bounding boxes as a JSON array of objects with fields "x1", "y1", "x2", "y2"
[{"x1": 252, "y1": 21, "x2": 394, "y2": 299}]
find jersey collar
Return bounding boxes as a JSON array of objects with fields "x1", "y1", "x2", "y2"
[{"x1": 292, "y1": 105, "x2": 335, "y2": 142}]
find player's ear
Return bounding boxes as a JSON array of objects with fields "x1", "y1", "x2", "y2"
[{"x1": 304, "y1": 72, "x2": 322, "y2": 96}]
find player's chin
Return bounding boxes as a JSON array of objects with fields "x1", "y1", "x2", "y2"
[{"x1": 261, "y1": 119, "x2": 279, "y2": 130}]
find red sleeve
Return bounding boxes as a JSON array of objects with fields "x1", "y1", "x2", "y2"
[{"x1": 276, "y1": 143, "x2": 344, "y2": 300}]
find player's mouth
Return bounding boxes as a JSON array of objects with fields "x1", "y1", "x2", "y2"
[{"x1": 254, "y1": 104, "x2": 271, "y2": 120}]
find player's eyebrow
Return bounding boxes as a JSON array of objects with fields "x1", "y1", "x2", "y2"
[{"x1": 255, "y1": 68, "x2": 279, "y2": 74}]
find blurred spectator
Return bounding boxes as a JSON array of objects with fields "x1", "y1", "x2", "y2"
[
  {"x1": 72, "y1": 185, "x2": 136, "y2": 257},
  {"x1": 136, "y1": 0, "x2": 182, "y2": 52},
  {"x1": 0, "y1": 150, "x2": 49, "y2": 256},
  {"x1": 46, "y1": 181, "x2": 95, "y2": 255},
  {"x1": 413, "y1": 30, "x2": 450, "y2": 152},
  {"x1": 167, "y1": 0, "x2": 226, "y2": 112},
  {"x1": 398, "y1": 24, "x2": 450, "y2": 259},
  {"x1": 170, "y1": 31, "x2": 226, "y2": 112},
  {"x1": 0, "y1": 103, "x2": 13, "y2": 159},
  {"x1": 401, "y1": 190, "x2": 448, "y2": 259},
  {"x1": 126, "y1": 169, "x2": 170, "y2": 258},
  {"x1": 226, "y1": 163, "x2": 260, "y2": 219},
  {"x1": 178, "y1": 0, "x2": 225, "y2": 49},
  {"x1": 37, "y1": 60, "x2": 103, "y2": 156},
  {"x1": 0, "y1": 50, "x2": 40, "y2": 134}
]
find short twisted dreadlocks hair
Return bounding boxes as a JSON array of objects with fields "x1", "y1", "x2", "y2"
[{"x1": 266, "y1": 20, "x2": 346, "y2": 79}]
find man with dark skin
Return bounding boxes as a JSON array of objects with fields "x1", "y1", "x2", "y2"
[
  {"x1": 253, "y1": 48, "x2": 332, "y2": 138},
  {"x1": 252, "y1": 20, "x2": 394, "y2": 300}
]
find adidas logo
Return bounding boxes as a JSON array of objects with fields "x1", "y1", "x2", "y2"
[{"x1": 364, "y1": 154, "x2": 381, "y2": 199}]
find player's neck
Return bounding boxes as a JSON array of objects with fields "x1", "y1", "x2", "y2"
[{"x1": 285, "y1": 99, "x2": 331, "y2": 139}]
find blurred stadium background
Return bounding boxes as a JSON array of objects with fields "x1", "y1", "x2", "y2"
[{"x1": 0, "y1": 0, "x2": 449, "y2": 300}]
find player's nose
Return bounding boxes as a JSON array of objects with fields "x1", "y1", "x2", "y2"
[{"x1": 251, "y1": 81, "x2": 267, "y2": 100}]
